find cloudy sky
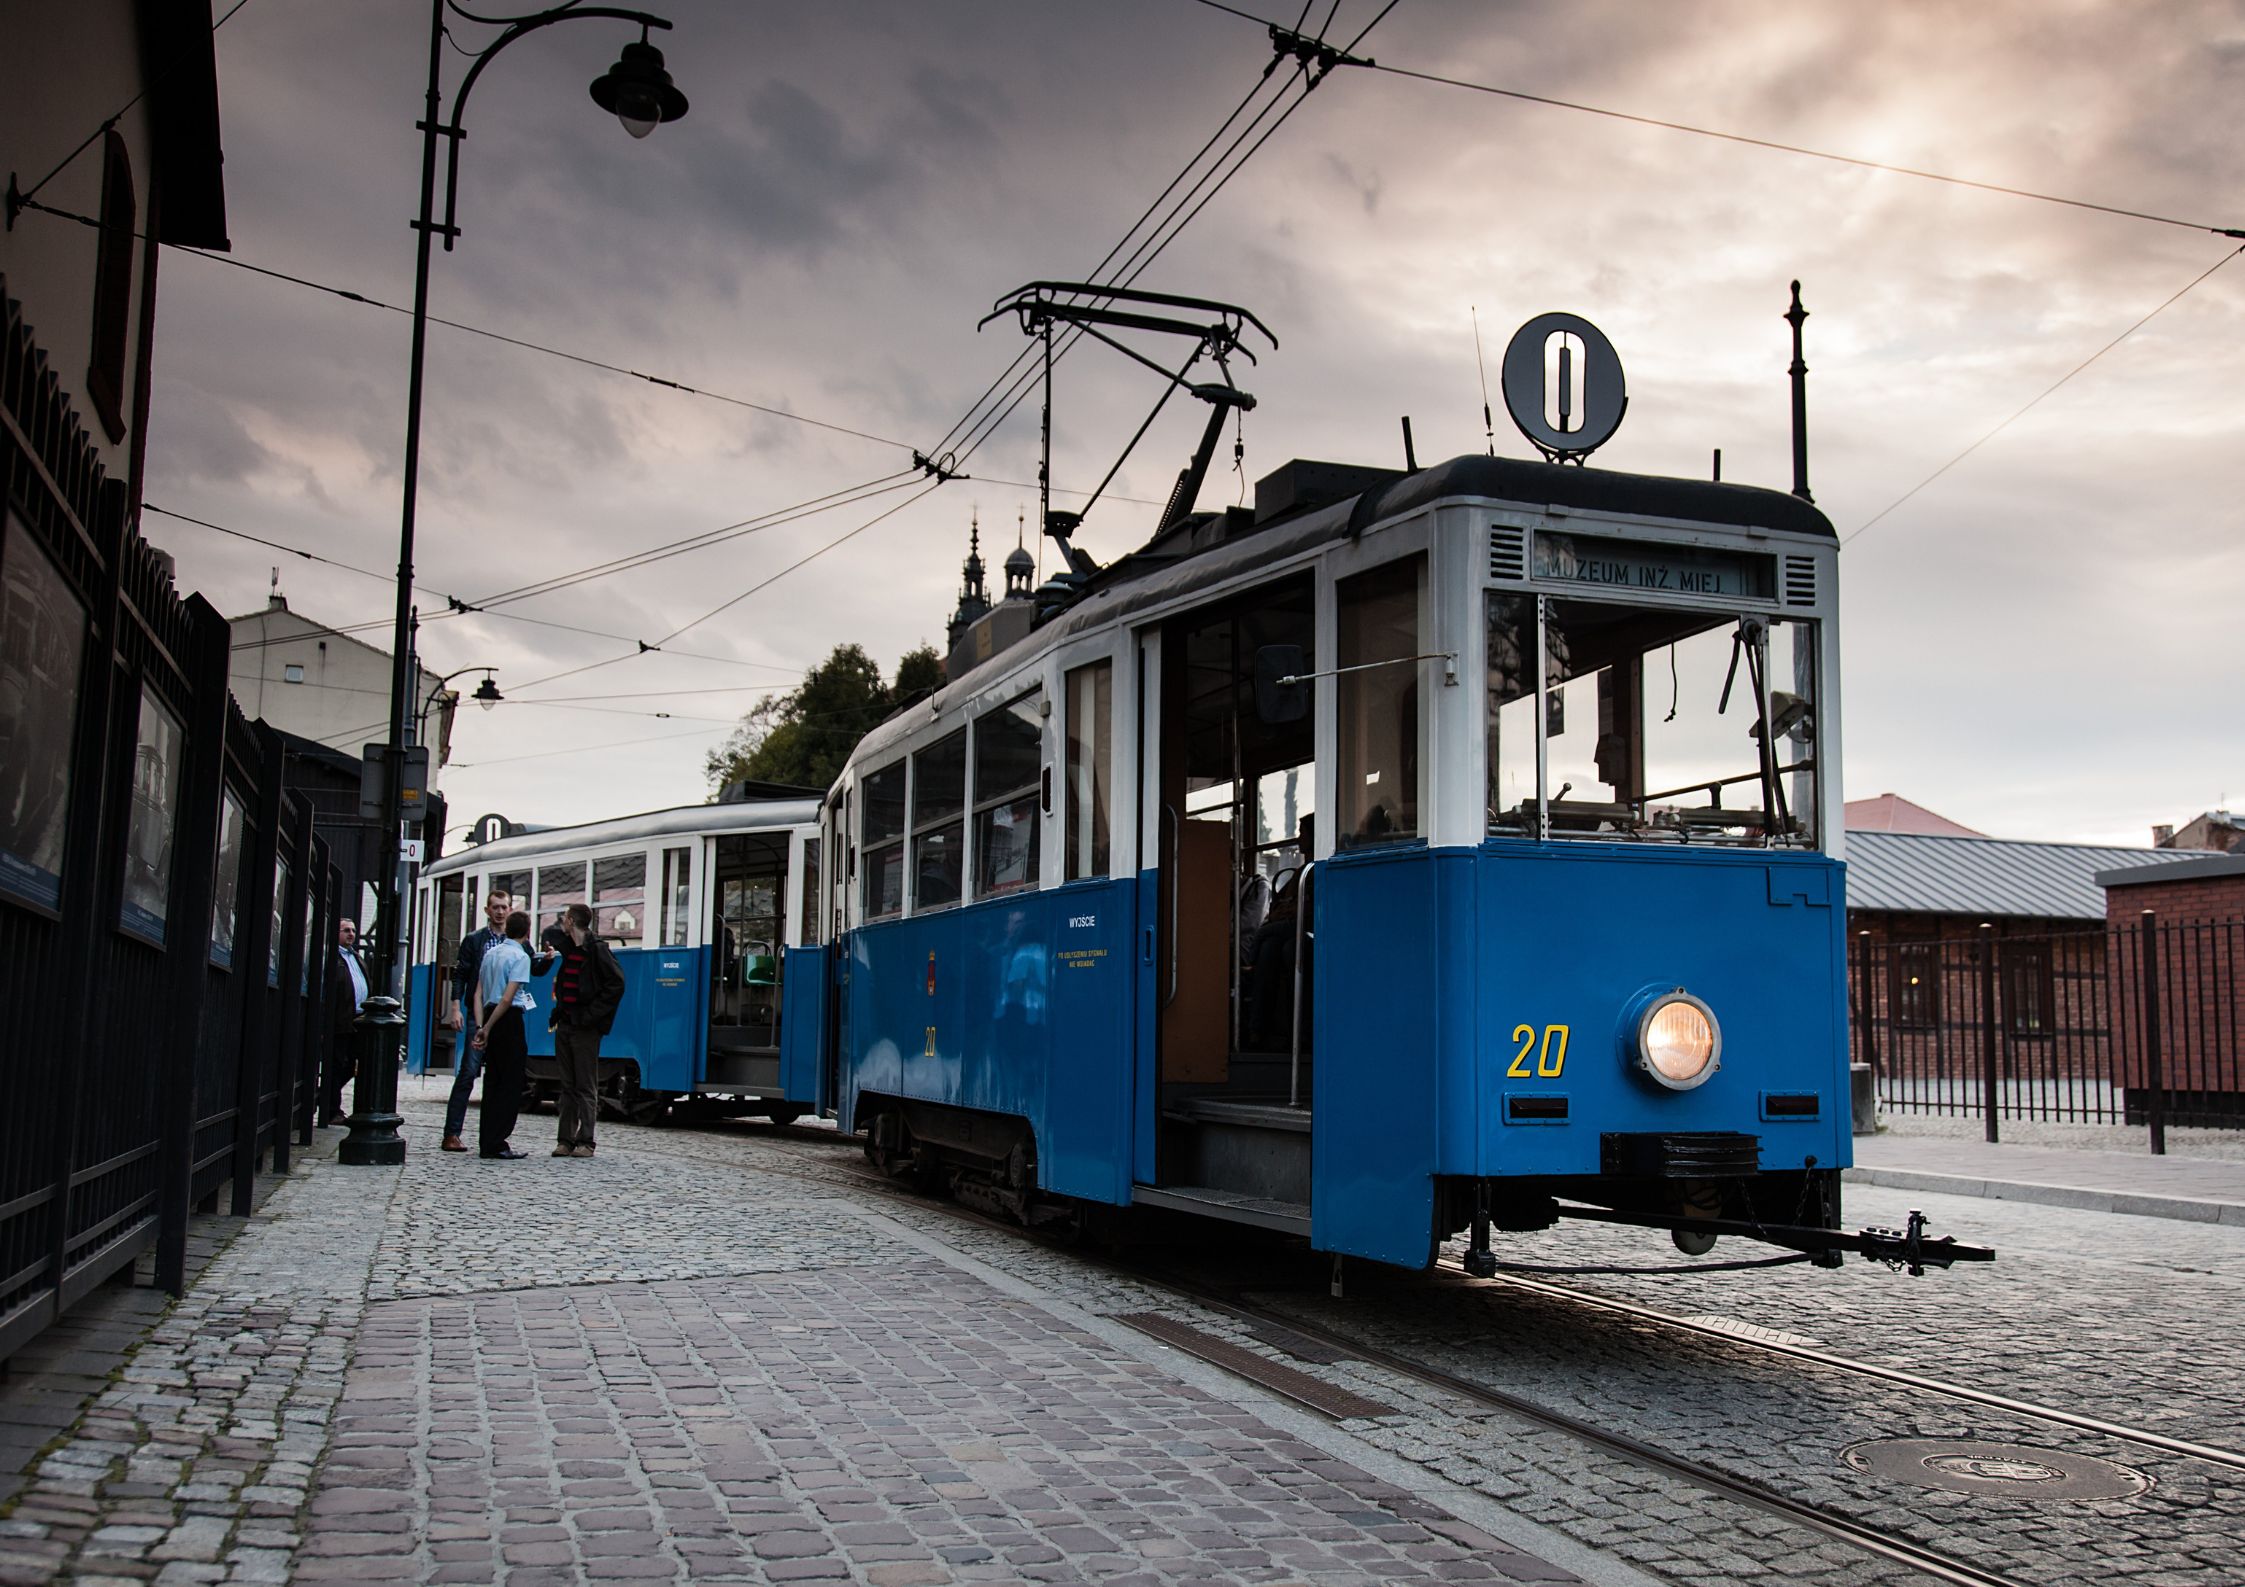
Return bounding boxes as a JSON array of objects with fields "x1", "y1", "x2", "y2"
[{"x1": 132, "y1": 0, "x2": 2243, "y2": 845}]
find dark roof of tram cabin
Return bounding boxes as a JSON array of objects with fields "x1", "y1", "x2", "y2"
[{"x1": 1334, "y1": 454, "x2": 1837, "y2": 541}]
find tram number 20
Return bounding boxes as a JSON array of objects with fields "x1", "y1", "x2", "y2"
[{"x1": 1507, "y1": 1023, "x2": 1570, "y2": 1079}]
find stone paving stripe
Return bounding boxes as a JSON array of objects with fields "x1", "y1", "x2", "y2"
[{"x1": 1116, "y1": 1311, "x2": 1399, "y2": 1418}]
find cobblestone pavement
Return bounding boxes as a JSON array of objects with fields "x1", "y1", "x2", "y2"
[
  {"x1": 0, "y1": 1135, "x2": 396, "y2": 1586},
  {"x1": 8, "y1": 1091, "x2": 2237, "y2": 1587},
  {"x1": 653, "y1": 1117, "x2": 2245, "y2": 1587},
  {"x1": 2, "y1": 1098, "x2": 1617, "y2": 1586}
]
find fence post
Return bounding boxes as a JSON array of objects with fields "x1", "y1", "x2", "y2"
[
  {"x1": 1978, "y1": 922, "x2": 1999, "y2": 1144},
  {"x1": 155, "y1": 600, "x2": 230, "y2": 1295},
  {"x1": 229, "y1": 726, "x2": 283, "y2": 1215},
  {"x1": 2139, "y1": 909, "x2": 2166, "y2": 1156}
]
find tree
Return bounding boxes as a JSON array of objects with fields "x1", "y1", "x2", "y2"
[
  {"x1": 893, "y1": 643, "x2": 943, "y2": 706},
  {"x1": 704, "y1": 642, "x2": 945, "y2": 796}
]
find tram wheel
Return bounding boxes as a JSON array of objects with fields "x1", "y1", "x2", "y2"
[{"x1": 765, "y1": 1106, "x2": 804, "y2": 1127}]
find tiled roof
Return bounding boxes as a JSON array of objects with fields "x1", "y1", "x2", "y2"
[
  {"x1": 1844, "y1": 830, "x2": 2205, "y2": 920},
  {"x1": 1842, "y1": 792, "x2": 1985, "y2": 836}
]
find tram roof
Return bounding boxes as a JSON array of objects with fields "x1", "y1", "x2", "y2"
[
  {"x1": 868, "y1": 453, "x2": 1836, "y2": 766},
  {"x1": 422, "y1": 797, "x2": 818, "y2": 878},
  {"x1": 1342, "y1": 454, "x2": 1836, "y2": 542}
]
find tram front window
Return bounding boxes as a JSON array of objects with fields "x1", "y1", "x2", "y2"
[{"x1": 1487, "y1": 593, "x2": 1819, "y2": 847}]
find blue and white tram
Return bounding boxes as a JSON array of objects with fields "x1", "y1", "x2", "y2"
[
  {"x1": 786, "y1": 450, "x2": 1976, "y2": 1273},
  {"x1": 408, "y1": 797, "x2": 829, "y2": 1123}
]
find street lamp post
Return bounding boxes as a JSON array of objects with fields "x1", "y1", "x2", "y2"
[
  {"x1": 417, "y1": 666, "x2": 504, "y2": 753},
  {"x1": 344, "y1": 0, "x2": 687, "y2": 1167}
]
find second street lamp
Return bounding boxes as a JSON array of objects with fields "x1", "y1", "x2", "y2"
[{"x1": 345, "y1": 1, "x2": 688, "y2": 1168}]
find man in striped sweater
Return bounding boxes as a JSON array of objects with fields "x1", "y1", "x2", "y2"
[{"x1": 545, "y1": 902, "x2": 626, "y2": 1158}]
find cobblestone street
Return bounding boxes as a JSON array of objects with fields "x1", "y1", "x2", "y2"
[
  {"x1": 0, "y1": 1095, "x2": 1609, "y2": 1586},
  {"x1": 3, "y1": 1088, "x2": 2240, "y2": 1587}
]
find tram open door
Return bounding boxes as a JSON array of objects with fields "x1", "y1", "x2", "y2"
[
  {"x1": 703, "y1": 828, "x2": 794, "y2": 1108},
  {"x1": 1136, "y1": 574, "x2": 1320, "y2": 1231}
]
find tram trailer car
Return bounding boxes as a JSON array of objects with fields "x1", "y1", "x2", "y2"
[
  {"x1": 409, "y1": 798, "x2": 829, "y2": 1123},
  {"x1": 786, "y1": 451, "x2": 1983, "y2": 1276}
]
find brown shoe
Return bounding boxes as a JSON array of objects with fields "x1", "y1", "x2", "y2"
[
  {"x1": 572, "y1": 1144, "x2": 596, "y2": 1158},
  {"x1": 551, "y1": 1144, "x2": 574, "y2": 1157},
  {"x1": 441, "y1": 1136, "x2": 468, "y2": 1153}
]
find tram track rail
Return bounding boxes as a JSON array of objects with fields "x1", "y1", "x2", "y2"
[
  {"x1": 688, "y1": 1132, "x2": 2058, "y2": 1587},
  {"x1": 1432, "y1": 1255, "x2": 2245, "y2": 1475}
]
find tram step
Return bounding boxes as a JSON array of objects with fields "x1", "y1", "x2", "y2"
[
  {"x1": 1159, "y1": 1097, "x2": 1312, "y2": 1132},
  {"x1": 1133, "y1": 1184, "x2": 1311, "y2": 1235}
]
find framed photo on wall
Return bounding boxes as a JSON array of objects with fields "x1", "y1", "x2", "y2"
[
  {"x1": 0, "y1": 512, "x2": 88, "y2": 913},
  {"x1": 119, "y1": 686, "x2": 184, "y2": 944},
  {"x1": 210, "y1": 788, "x2": 245, "y2": 969}
]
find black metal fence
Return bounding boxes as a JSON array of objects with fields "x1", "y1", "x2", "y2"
[
  {"x1": 1852, "y1": 916, "x2": 2245, "y2": 1148},
  {"x1": 2, "y1": 277, "x2": 342, "y2": 1364}
]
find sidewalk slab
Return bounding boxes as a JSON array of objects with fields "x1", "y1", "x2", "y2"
[{"x1": 1846, "y1": 1135, "x2": 2245, "y2": 1226}]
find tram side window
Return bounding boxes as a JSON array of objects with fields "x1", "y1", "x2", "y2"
[
  {"x1": 974, "y1": 690, "x2": 1043, "y2": 897},
  {"x1": 861, "y1": 762, "x2": 906, "y2": 920},
  {"x1": 1336, "y1": 557, "x2": 1424, "y2": 850},
  {"x1": 659, "y1": 847, "x2": 692, "y2": 947},
  {"x1": 912, "y1": 729, "x2": 966, "y2": 911},
  {"x1": 1065, "y1": 660, "x2": 1112, "y2": 880},
  {"x1": 433, "y1": 879, "x2": 464, "y2": 969},
  {"x1": 800, "y1": 838, "x2": 822, "y2": 946},
  {"x1": 486, "y1": 870, "x2": 531, "y2": 918},
  {"x1": 537, "y1": 861, "x2": 588, "y2": 939},
  {"x1": 593, "y1": 854, "x2": 646, "y2": 944}
]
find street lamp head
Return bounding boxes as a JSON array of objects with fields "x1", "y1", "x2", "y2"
[
  {"x1": 472, "y1": 674, "x2": 503, "y2": 711},
  {"x1": 590, "y1": 37, "x2": 688, "y2": 140}
]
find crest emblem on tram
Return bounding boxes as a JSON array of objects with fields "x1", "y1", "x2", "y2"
[{"x1": 1501, "y1": 312, "x2": 1627, "y2": 463}]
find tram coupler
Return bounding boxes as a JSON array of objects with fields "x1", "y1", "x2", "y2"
[
  {"x1": 1552, "y1": 1204, "x2": 1995, "y2": 1273},
  {"x1": 1464, "y1": 1183, "x2": 1498, "y2": 1278}
]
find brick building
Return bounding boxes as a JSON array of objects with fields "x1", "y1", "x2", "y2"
[
  {"x1": 2099, "y1": 853, "x2": 2245, "y2": 1122},
  {"x1": 1840, "y1": 801, "x2": 2204, "y2": 1123}
]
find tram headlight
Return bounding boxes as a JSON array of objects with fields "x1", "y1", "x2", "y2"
[{"x1": 1635, "y1": 990, "x2": 1720, "y2": 1090}]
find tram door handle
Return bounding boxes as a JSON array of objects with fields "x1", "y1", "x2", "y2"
[{"x1": 1162, "y1": 805, "x2": 1181, "y2": 1008}]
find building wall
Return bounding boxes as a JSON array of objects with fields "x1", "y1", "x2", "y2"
[
  {"x1": 0, "y1": 0, "x2": 158, "y2": 481},
  {"x1": 2104, "y1": 867, "x2": 2245, "y2": 1103},
  {"x1": 226, "y1": 604, "x2": 451, "y2": 764}
]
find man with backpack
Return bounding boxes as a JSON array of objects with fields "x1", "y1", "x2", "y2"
[{"x1": 546, "y1": 902, "x2": 626, "y2": 1158}]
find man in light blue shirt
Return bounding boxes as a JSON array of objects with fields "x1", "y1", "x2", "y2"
[{"x1": 469, "y1": 910, "x2": 536, "y2": 1159}]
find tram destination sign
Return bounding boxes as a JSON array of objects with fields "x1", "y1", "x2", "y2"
[{"x1": 1533, "y1": 532, "x2": 1775, "y2": 600}]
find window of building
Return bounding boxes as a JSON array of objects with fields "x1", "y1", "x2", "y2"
[
  {"x1": 1065, "y1": 660, "x2": 1111, "y2": 880},
  {"x1": 86, "y1": 130, "x2": 136, "y2": 444},
  {"x1": 660, "y1": 846, "x2": 692, "y2": 947},
  {"x1": 283, "y1": 663, "x2": 305, "y2": 684},
  {"x1": 592, "y1": 853, "x2": 646, "y2": 943},
  {"x1": 2002, "y1": 941, "x2": 2054, "y2": 1036},
  {"x1": 912, "y1": 729, "x2": 966, "y2": 911},
  {"x1": 974, "y1": 691, "x2": 1043, "y2": 897},
  {"x1": 1892, "y1": 939, "x2": 1940, "y2": 1028},
  {"x1": 1336, "y1": 557, "x2": 1423, "y2": 849},
  {"x1": 862, "y1": 762, "x2": 906, "y2": 920},
  {"x1": 536, "y1": 861, "x2": 588, "y2": 938}
]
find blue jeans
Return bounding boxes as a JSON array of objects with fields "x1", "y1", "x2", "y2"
[{"x1": 443, "y1": 1025, "x2": 482, "y2": 1139}]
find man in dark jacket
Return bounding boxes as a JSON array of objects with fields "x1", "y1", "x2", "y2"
[
  {"x1": 321, "y1": 918, "x2": 368, "y2": 1125},
  {"x1": 546, "y1": 902, "x2": 625, "y2": 1158}
]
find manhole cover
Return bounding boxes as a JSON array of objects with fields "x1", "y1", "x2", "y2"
[{"x1": 1842, "y1": 1439, "x2": 2152, "y2": 1501}]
